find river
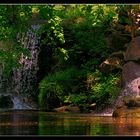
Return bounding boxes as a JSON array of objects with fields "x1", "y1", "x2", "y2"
[{"x1": 0, "y1": 110, "x2": 139, "y2": 136}]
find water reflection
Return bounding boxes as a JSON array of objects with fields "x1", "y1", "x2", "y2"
[
  {"x1": 0, "y1": 110, "x2": 140, "y2": 135},
  {"x1": 38, "y1": 113, "x2": 90, "y2": 135},
  {"x1": 0, "y1": 110, "x2": 38, "y2": 135}
]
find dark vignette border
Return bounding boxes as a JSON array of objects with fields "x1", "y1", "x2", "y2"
[
  {"x1": 0, "y1": 1, "x2": 139, "y2": 140},
  {"x1": 0, "y1": 0, "x2": 139, "y2": 4}
]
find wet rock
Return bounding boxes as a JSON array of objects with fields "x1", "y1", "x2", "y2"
[
  {"x1": 53, "y1": 106, "x2": 70, "y2": 112},
  {"x1": 124, "y1": 96, "x2": 140, "y2": 107},
  {"x1": 53, "y1": 105, "x2": 80, "y2": 113},
  {"x1": 122, "y1": 61, "x2": 140, "y2": 87},
  {"x1": 124, "y1": 36, "x2": 140, "y2": 61},
  {"x1": 113, "y1": 77, "x2": 140, "y2": 116},
  {"x1": 124, "y1": 77, "x2": 140, "y2": 98},
  {"x1": 113, "y1": 106, "x2": 140, "y2": 118}
]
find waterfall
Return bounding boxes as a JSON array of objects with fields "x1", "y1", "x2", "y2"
[
  {"x1": 0, "y1": 24, "x2": 41, "y2": 110},
  {"x1": 12, "y1": 96, "x2": 32, "y2": 109},
  {"x1": 13, "y1": 24, "x2": 41, "y2": 108},
  {"x1": 13, "y1": 24, "x2": 41, "y2": 97}
]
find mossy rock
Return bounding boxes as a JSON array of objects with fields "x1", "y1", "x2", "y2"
[
  {"x1": 124, "y1": 96, "x2": 140, "y2": 107},
  {"x1": 113, "y1": 105, "x2": 140, "y2": 118},
  {"x1": 0, "y1": 95, "x2": 13, "y2": 108}
]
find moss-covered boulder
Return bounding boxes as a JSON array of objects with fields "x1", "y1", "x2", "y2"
[
  {"x1": 0, "y1": 95, "x2": 13, "y2": 108},
  {"x1": 112, "y1": 106, "x2": 140, "y2": 118}
]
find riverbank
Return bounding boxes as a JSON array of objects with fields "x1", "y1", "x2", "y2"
[{"x1": 53, "y1": 104, "x2": 113, "y2": 117}]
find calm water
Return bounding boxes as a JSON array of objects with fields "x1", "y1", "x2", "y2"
[{"x1": 0, "y1": 110, "x2": 140, "y2": 136}]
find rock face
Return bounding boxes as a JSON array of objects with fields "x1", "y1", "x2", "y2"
[
  {"x1": 114, "y1": 77, "x2": 140, "y2": 108},
  {"x1": 124, "y1": 36, "x2": 140, "y2": 61},
  {"x1": 113, "y1": 77, "x2": 140, "y2": 117},
  {"x1": 113, "y1": 36, "x2": 140, "y2": 117},
  {"x1": 122, "y1": 61, "x2": 140, "y2": 87}
]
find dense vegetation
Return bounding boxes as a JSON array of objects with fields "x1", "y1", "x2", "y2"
[{"x1": 0, "y1": 4, "x2": 139, "y2": 112}]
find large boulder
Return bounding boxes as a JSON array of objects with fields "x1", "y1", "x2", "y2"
[
  {"x1": 124, "y1": 36, "x2": 140, "y2": 61},
  {"x1": 113, "y1": 77, "x2": 140, "y2": 116},
  {"x1": 121, "y1": 61, "x2": 140, "y2": 87}
]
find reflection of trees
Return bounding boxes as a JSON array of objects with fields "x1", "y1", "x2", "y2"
[
  {"x1": 89, "y1": 123, "x2": 114, "y2": 135},
  {"x1": 38, "y1": 113, "x2": 65, "y2": 135},
  {"x1": 2, "y1": 112, "x2": 140, "y2": 135},
  {"x1": 38, "y1": 114, "x2": 90, "y2": 135},
  {"x1": 63, "y1": 117, "x2": 90, "y2": 135},
  {"x1": 0, "y1": 111, "x2": 39, "y2": 135}
]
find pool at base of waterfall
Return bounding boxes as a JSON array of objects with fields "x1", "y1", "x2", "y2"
[{"x1": 0, "y1": 110, "x2": 139, "y2": 136}]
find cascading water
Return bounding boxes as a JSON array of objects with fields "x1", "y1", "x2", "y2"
[
  {"x1": 0, "y1": 24, "x2": 41, "y2": 110},
  {"x1": 13, "y1": 24, "x2": 41, "y2": 109},
  {"x1": 14, "y1": 25, "x2": 41, "y2": 98},
  {"x1": 0, "y1": 93, "x2": 32, "y2": 110}
]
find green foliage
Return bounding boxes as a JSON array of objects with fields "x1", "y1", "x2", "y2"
[
  {"x1": 0, "y1": 41, "x2": 30, "y2": 75},
  {"x1": 67, "y1": 69, "x2": 121, "y2": 112},
  {"x1": 0, "y1": 5, "x2": 33, "y2": 75},
  {"x1": 62, "y1": 5, "x2": 118, "y2": 28},
  {"x1": 89, "y1": 70, "x2": 121, "y2": 108},
  {"x1": 62, "y1": 5, "x2": 86, "y2": 19},
  {"x1": 70, "y1": 93, "x2": 90, "y2": 112},
  {"x1": 39, "y1": 16, "x2": 65, "y2": 46},
  {"x1": 38, "y1": 5, "x2": 123, "y2": 111},
  {"x1": 0, "y1": 5, "x2": 66, "y2": 76},
  {"x1": 38, "y1": 82, "x2": 63, "y2": 109},
  {"x1": 38, "y1": 5, "x2": 65, "y2": 47},
  {"x1": 0, "y1": 5, "x2": 132, "y2": 111},
  {"x1": 61, "y1": 5, "x2": 117, "y2": 69},
  {"x1": 0, "y1": 5, "x2": 32, "y2": 40},
  {"x1": 38, "y1": 66, "x2": 84, "y2": 108},
  {"x1": 89, "y1": 5, "x2": 118, "y2": 27},
  {"x1": 65, "y1": 25, "x2": 109, "y2": 68}
]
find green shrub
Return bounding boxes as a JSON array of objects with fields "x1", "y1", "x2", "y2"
[
  {"x1": 38, "y1": 82, "x2": 63, "y2": 110},
  {"x1": 89, "y1": 70, "x2": 121, "y2": 109},
  {"x1": 70, "y1": 93, "x2": 90, "y2": 112},
  {"x1": 38, "y1": 66, "x2": 85, "y2": 109},
  {"x1": 38, "y1": 5, "x2": 121, "y2": 111},
  {"x1": 63, "y1": 21, "x2": 110, "y2": 69},
  {"x1": 68, "y1": 70, "x2": 121, "y2": 112}
]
